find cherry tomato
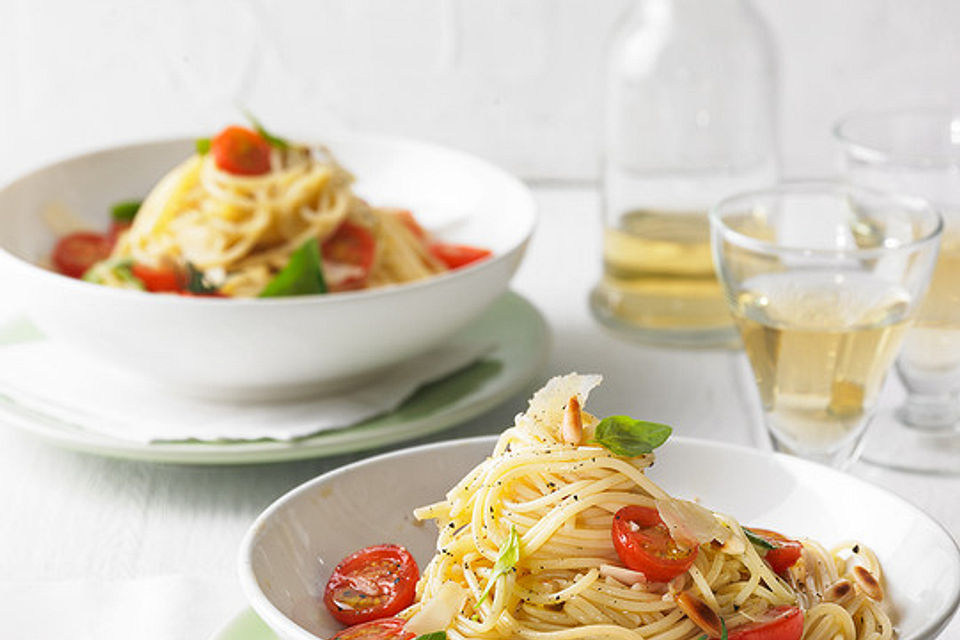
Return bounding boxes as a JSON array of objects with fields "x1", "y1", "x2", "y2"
[
  {"x1": 429, "y1": 243, "x2": 491, "y2": 270},
  {"x1": 211, "y1": 126, "x2": 272, "y2": 176},
  {"x1": 329, "y1": 618, "x2": 415, "y2": 640},
  {"x1": 322, "y1": 221, "x2": 377, "y2": 292},
  {"x1": 131, "y1": 263, "x2": 182, "y2": 292},
  {"x1": 727, "y1": 606, "x2": 803, "y2": 640},
  {"x1": 748, "y1": 528, "x2": 803, "y2": 575},
  {"x1": 53, "y1": 232, "x2": 113, "y2": 278},
  {"x1": 323, "y1": 544, "x2": 419, "y2": 626},
  {"x1": 611, "y1": 506, "x2": 698, "y2": 583},
  {"x1": 108, "y1": 220, "x2": 132, "y2": 245}
]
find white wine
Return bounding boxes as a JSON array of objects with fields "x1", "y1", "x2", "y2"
[
  {"x1": 734, "y1": 272, "x2": 912, "y2": 459},
  {"x1": 898, "y1": 235, "x2": 960, "y2": 395},
  {"x1": 594, "y1": 210, "x2": 731, "y2": 333}
]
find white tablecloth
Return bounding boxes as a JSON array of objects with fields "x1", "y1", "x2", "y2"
[{"x1": 1, "y1": 186, "x2": 957, "y2": 638}]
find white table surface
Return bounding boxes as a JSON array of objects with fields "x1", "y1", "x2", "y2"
[{"x1": 1, "y1": 185, "x2": 957, "y2": 639}]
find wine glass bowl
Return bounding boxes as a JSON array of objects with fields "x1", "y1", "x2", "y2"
[{"x1": 710, "y1": 181, "x2": 942, "y2": 468}]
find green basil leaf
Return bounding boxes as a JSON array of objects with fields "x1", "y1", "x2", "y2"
[
  {"x1": 195, "y1": 138, "x2": 211, "y2": 155},
  {"x1": 592, "y1": 416, "x2": 672, "y2": 457},
  {"x1": 110, "y1": 200, "x2": 142, "y2": 223},
  {"x1": 743, "y1": 527, "x2": 776, "y2": 551},
  {"x1": 476, "y1": 525, "x2": 520, "y2": 608},
  {"x1": 259, "y1": 239, "x2": 327, "y2": 297},
  {"x1": 414, "y1": 633, "x2": 447, "y2": 640},
  {"x1": 243, "y1": 110, "x2": 290, "y2": 149},
  {"x1": 184, "y1": 263, "x2": 219, "y2": 294},
  {"x1": 82, "y1": 258, "x2": 144, "y2": 290}
]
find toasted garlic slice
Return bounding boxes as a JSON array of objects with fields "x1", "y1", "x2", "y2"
[
  {"x1": 823, "y1": 578, "x2": 855, "y2": 605},
  {"x1": 561, "y1": 396, "x2": 583, "y2": 445},
  {"x1": 675, "y1": 591, "x2": 722, "y2": 638},
  {"x1": 852, "y1": 565, "x2": 883, "y2": 601}
]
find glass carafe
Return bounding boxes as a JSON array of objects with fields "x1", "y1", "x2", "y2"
[{"x1": 591, "y1": 0, "x2": 778, "y2": 348}]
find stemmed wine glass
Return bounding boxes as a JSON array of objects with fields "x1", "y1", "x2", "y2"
[{"x1": 836, "y1": 109, "x2": 960, "y2": 474}]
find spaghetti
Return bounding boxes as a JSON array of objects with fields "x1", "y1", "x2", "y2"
[
  {"x1": 405, "y1": 374, "x2": 893, "y2": 640},
  {"x1": 112, "y1": 140, "x2": 444, "y2": 296},
  {"x1": 54, "y1": 123, "x2": 491, "y2": 297}
]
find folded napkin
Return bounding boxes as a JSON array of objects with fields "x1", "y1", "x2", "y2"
[{"x1": 0, "y1": 320, "x2": 492, "y2": 443}]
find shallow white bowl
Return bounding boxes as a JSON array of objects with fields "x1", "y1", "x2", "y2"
[
  {"x1": 0, "y1": 134, "x2": 535, "y2": 399},
  {"x1": 239, "y1": 436, "x2": 960, "y2": 640}
]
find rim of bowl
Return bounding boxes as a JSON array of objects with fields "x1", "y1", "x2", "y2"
[
  {"x1": 237, "y1": 434, "x2": 960, "y2": 640},
  {"x1": 0, "y1": 132, "x2": 537, "y2": 307},
  {"x1": 709, "y1": 178, "x2": 943, "y2": 259},
  {"x1": 833, "y1": 107, "x2": 960, "y2": 168}
]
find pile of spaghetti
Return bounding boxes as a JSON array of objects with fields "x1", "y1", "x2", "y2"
[
  {"x1": 55, "y1": 122, "x2": 490, "y2": 297},
  {"x1": 402, "y1": 374, "x2": 893, "y2": 640}
]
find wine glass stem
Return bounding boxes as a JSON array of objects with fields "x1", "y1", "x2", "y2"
[{"x1": 898, "y1": 392, "x2": 960, "y2": 431}]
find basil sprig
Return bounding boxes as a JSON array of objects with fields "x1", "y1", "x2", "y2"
[
  {"x1": 476, "y1": 525, "x2": 520, "y2": 608},
  {"x1": 591, "y1": 416, "x2": 672, "y2": 457},
  {"x1": 696, "y1": 618, "x2": 728, "y2": 640},
  {"x1": 82, "y1": 258, "x2": 143, "y2": 290},
  {"x1": 184, "y1": 263, "x2": 219, "y2": 295},
  {"x1": 195, "y1": 138, "x2": 211, "y2": 155},
  {"x1": 414, "y1": 633, "x2": 447, "y2": 640},
  {"x1": 243, "y1": 110, "x2": 290, "y2": 149},
  {"x1": 110, "y1": 200, "x2": 142, "y2": 224},
  {"x1": 259, "y1": 238, "x2": 327, "y2": 297},
  {"x1": 743, "y1": 528, "x2": 776, "y2": 551}
]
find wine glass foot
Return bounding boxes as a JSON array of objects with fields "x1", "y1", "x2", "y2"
[{"x1": 860, "y1": 408, "x2": 960, "y2": 475}]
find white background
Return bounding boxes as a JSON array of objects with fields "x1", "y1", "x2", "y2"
[
  {"x1": 2, "y1": 0, "x2": 960, "y2": 183},
  {"x1": 1, "y1": 2, "x2": 959, "y2": 638}
]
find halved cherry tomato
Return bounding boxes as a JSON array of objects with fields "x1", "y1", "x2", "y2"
[
  {"x1": 748, "y1": 528, "x2": 803, "y2": 575},
  {"x1": 612, "y1": 505, "x2": 698, "y2": 582},
  {"x1": 429, "y1": 243, "x2": 491, "y2": 270},
  {"x1": 323, "y1": 544, "x2": 419, "y2": 626},
  {"x1": 329, "y1": 618, "x2": 415, "y2": 640},
  {"x1": 211, "y1": 126, "x2": 272, "y2": 176},
  {"x1": 131, "y1": 263, "x2": 182, "y2": 293},
  {"x1": 108, "y1": 220, "x2": 132, "y2": 245},
  {"x1": 726, "y1": 606, "x2": 803, "y2": 640},
  {"x1": 53, "y1": 232, "x2": 113, "y2": 278},
  {"x1": 322, "y1": 220, "x2": 377, "y2": 292}
]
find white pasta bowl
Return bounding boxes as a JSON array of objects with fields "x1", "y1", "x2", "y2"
[
  {"x1": 239, "y1": 436, "x2": 960, "y2": 640},
  {"x1": 0, "y1": 134, "x2": 536, "y2": 399}
]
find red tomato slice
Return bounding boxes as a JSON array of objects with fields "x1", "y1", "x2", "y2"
[
  {"x1": 612, "y1": 506, "x2": 698, "y2": 582},
  {"x1": 429, "y1": 243, "x2": 491, "y2": 270},
  {"x1": 329, "y1": 618, "x2": 415, "y2": 640},
  {"x1": 108, "y1": 220, "x2": 132, "y2": 245},
  {"x1": 727, "y1": 606, "x2": 803, "y2": 640},
  {"x1": 748, "y1": 528, "x2": 803, "y2": 575},
  {"x1": 323, "y1": 544, "x2": 419, "y2": 626},
  {"x1": 131, "y1": 263, "x2": 182, "y2": 293},
  {"x1": 53, "y1": 232, "x2": 113, "y2": 278},
  {"x1": 211, "y1": 126, "x2": 272, "y2": 176},
  {"x1": 322, "y1": 221, "x2": 377, "y2": 292}
]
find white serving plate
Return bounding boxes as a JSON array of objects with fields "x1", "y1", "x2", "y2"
[
  {"x1": 0, "y1": 292, "x2": 548, "y2": 464},
  {"x1": 0, "y1": 133, "x2": 536, "y2": 400},
  {"x1": 239, "y1": 436, "x2": 960, "y2": 640}
]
